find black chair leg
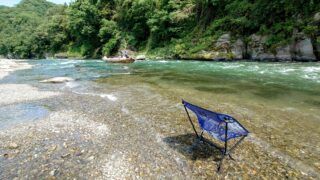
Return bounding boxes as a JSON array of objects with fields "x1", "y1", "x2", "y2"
[{"x1": 217, "y1": 153, "x2": 226, "y2": 172}]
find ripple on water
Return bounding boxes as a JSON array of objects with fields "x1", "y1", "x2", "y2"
[
  {"x1": 0, "y1": 104, "x2": 48, "y2": 129},
  {"x1": 195, "y1": 86, "x2": 237, "y2": 94},
  {"x1": 72, "y1": 90, "x2": 117, "y2": 102}
]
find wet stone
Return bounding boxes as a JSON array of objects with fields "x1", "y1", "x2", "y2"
[
  {"x1": 61, "y1": 153, "x2": 71, "y2": 159},
  {"x1": 75, "y1": 151, "x2": 83, "y2": 156},
  {"x1": 8, "y1": 143, "x2": 19, "y2": 149},
  {"x1": 88, "y1": 156, "x2": 95, "y2": 161},
  {"x1": 47, "y1": 176, "x2": 57, "y2": 180},
  {"x1": 49, "y1": 169, "x2": 58, "y2": 176}
]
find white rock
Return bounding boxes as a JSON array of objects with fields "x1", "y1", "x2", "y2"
[
  {"x1": 231, "y1": 39, "x2": 245, "y2": 59},
  {"x1": 249, "y1": 34, "x2": 275, "y2": 60},
  {"x1": 135, "y1": 55, "x2": 146, "y2": 60},
  {"x1": 294, "y1": 38, "x2": 317, "y2": 61},
  {"x1": 50, "y1": 169, "x2": 58, "y2": 176},
  {"x1": 88, "y1": 156, "x2": 95, "y2": 161},
  {"x1": 40, "y1": 77, "x2": 74, "y2": 83}
]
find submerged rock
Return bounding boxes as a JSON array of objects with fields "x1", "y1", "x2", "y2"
[{"x1": 40, "y1": 77, "x2": 74, "y2": 83}]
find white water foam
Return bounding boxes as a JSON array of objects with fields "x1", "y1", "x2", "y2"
[
  {"x1": 60, "y1": 61, "x2": 74, "y2": 65},
  {"x1": 121, "y1": 106, "x2": 130, "y2": 114},
  {"x1": 73, "y1": 91, "x2": 117, "y2": 101},
  {"x1": 158, "y1": 60, "x2": 169, "y2": 63},
  {"x1": 303, "y1": 67, "x2": 320, "y2": 73},
  {"x1": 279, "y1": 68, "x2": 296, "y2": 74},
  {"x1": 100, "y1": 94, "x2": 117, "y2": 101},
  {"x1": 221, "y1": 64, "x2": 245, "y2": 69},
  {"x1": 303, "y1": 74, "x2": 319, "y2": 82},
  {"x1": 109, "y1": 72, "x2": 131, "y2": 75},
  {"x1": 65, "y1": 81, "x2": 80, "y2": 88}
]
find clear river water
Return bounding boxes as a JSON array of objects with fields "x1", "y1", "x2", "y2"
[{"x1": 1, "y1": 59, "x2": 320, "y2": 178}]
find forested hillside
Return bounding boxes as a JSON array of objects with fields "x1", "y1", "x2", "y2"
[{"x1": 0, "y1": 0, "x2": 319, "y2": 60}]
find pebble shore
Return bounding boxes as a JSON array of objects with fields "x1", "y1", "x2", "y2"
[{"x1": 0, "y1": 59, "x2": 319, "y2": 179}]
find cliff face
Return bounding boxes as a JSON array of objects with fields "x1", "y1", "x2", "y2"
[
  {"x1": 178, "y1": 33, "x2": 318, "y2": 61},
  {"x1": 158, "y1": 11, "x2": 320, "y2": 62},
  {"x1": 147, "y1": 9, "x2": 320, "y2": 62}
]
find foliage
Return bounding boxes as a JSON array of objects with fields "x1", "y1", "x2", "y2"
[{"x1": 0, "y1": 0, "x2": 319, "y2": 58}]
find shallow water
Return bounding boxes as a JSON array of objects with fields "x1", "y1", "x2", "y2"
[
  {"x1": 1, "y1": 59, "x2": 320, "y2": 177},
  {"x1": 0, "y1": 103, "x2": 48, "y2": 129}
]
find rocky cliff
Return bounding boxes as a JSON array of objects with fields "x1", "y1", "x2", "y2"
[{"x1": 184, "y1": 32, "x2": 319, "y2": 61}]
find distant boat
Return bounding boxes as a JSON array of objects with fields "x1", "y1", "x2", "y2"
[{"x1": 103, "y1": 56, "x2": 135, "y2": 63}]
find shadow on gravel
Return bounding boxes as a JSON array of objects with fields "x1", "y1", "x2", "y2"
[{"x1": 163, "y1": 134, "x2": 222, "y2": 161}]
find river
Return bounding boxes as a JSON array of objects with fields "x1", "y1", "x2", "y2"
[{"x1": 1, "y1": 59, "x2": 319, "y2": 178}]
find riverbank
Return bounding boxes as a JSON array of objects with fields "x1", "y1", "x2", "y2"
[
  {"x1": 0, "y1": 59, "x2": 319, "y2": 179},
  {"x1": 0, "y1": 59, "x2": 33, "y2": 79},
  {"x1": 5, "y1": 55, "x2": 318, "y2": 62}
]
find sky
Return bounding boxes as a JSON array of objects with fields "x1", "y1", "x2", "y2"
[{"x1": 0, "y1": 0, "x2": 73, "y2": 7}]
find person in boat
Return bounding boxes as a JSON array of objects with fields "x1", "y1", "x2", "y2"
[
  {"x1": 120, "y1": 50, "x2": 129, "y2": 58},
  {"x1": 123, "y1": 50, "x2": 129, "y2": 58}
]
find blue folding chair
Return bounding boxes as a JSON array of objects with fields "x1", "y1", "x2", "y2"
[{"x1": 182, "y1": 100, "x2": 249, "y2": 172}]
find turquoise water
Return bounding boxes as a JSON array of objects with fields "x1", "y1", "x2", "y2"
[
  {"x1": 14, "y1": 60, "x2": 320, "y2": 92},
  {"x1": 2, "y1": 59, "x2": 320, "y2": 172},
  {"x1": 7, "y1": 59, "x2": 319, "y2": 112}
]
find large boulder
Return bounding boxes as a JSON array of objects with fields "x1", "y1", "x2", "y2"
[
  {"x1": 292, "y1": 35, "x2": 317, "y2": 61},
  {"x1": 231, "y1": 39, "x2": 245, "y2": 59},
  {"x1": 40, "y1": 77, "x2": 74, "y2": 83},
  {"x1": 210, "y1": 33, "x2": 237, "y2": 60},
  {"x1": 248, "y1": 34, "x2": 275, "y2": 60},
  {"x1": 275, "y1": 45, "x2": 292, "y2": 61},
  {"x1": 215, "y1": 33, "x2": 231, "y2": 49}
]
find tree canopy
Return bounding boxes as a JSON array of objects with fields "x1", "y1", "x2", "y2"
[{"x1": 0, "y1": 0, "x2": 319, "y2": 59}]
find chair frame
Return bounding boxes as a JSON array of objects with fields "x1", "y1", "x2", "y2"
[{"x1": 183, "y1": 101, "x2": 248, "y2": 172}]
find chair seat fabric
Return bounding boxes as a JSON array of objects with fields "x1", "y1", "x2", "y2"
[{"x1": 183, "y1": 100, "x2": 249, "y2": 141}]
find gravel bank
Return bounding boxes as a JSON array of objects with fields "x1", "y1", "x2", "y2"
[
  {"x1": 0, "y1": 59, "x2": 32, "y2": 80},
  {"x1": 0, "y1": 60, "x2": 318, "y2": 179}
]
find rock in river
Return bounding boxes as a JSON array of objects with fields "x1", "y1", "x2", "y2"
[
  {"x1": 8, "y1": 142, "x2": 19, "y2": 149},
  {"x1": 40, "y1": 77, "x2": 74, "y2": 83},
  {"x1": 135, "y1": 55, "x2": 146, "y2": 60}
]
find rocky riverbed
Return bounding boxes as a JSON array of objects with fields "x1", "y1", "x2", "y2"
[{"x1": 0, "y1": 59, "x2": 319, "y2": 179}]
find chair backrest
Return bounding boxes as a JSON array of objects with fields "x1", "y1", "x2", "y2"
[{"x1": 182, "y1": 100, "x2": 249, "y2": 142}]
